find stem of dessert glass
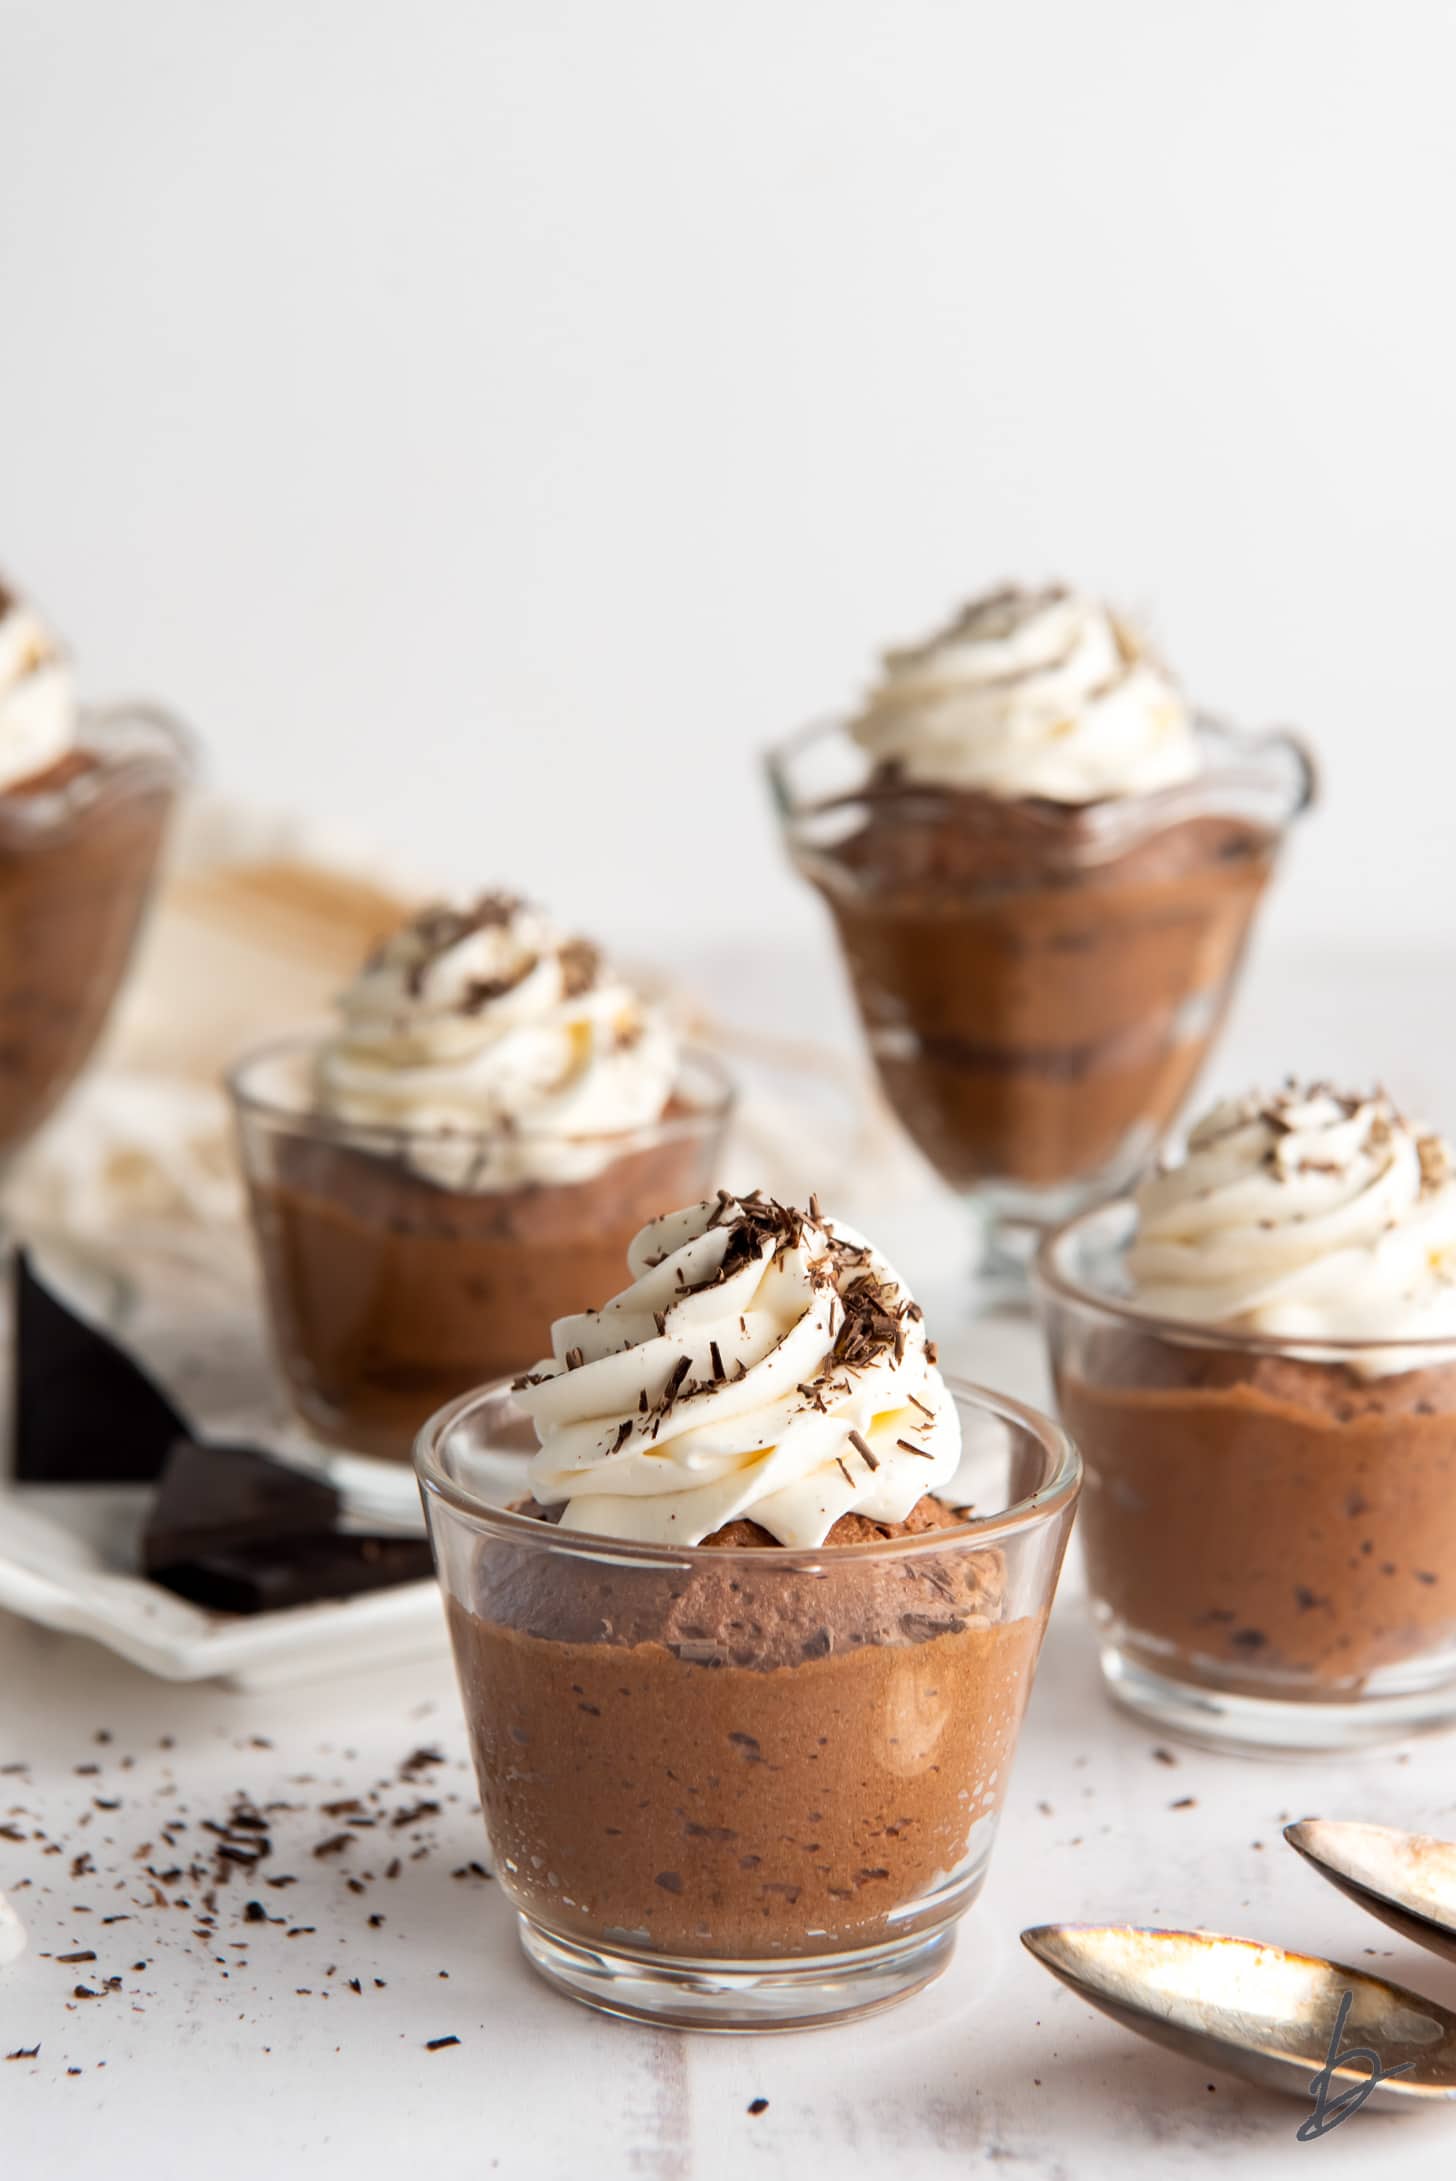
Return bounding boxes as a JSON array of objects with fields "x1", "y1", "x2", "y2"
[{"x1": 970, "y1": 1204, "x2": 1043, "y2": 1311}]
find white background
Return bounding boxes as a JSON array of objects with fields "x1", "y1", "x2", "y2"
[{"x1": 3, "y1": 0, "x2": 1454, "y2": 965}]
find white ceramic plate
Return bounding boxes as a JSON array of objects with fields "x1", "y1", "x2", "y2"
[{"x1": 0, "y1": 1482, "x2": 447, "y2": 1690}]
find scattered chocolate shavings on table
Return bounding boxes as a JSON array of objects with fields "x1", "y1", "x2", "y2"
[
  {"x1": 425, "y1": 2035, "x2": 460, "y2": 2051},
  {"x1": 0, "y1": 1720, "x2": 491, "y2": 2072},
  {"x1": 748, "y1": 2097, "x2": 769, "y2": 2116},
  {"x1": 398, "y1": 1748, "x2": 445, "y2": 1779}
]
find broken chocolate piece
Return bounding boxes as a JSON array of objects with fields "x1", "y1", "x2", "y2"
[
  {"x1": 12, "y1": 1252, "x2": 190, "y2": 1484},
  {"x1": 148, "y1": 1534, "x2": 435, "y2": 1615},
  {"x1": 143, "y1": 1441, "x2": 339, "y2": 1570},
  {"x1": 11, "y1": 1256, "x2": 436, "y2": 1615}
]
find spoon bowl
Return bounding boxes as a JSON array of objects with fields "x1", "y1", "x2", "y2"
[
  {"x1": 1285, "y1": 1819, "x2": 1456, "y2": 1966},
  {"x1": 1021, "y1": 1923, "x2": 1456, "y2": 2106}
]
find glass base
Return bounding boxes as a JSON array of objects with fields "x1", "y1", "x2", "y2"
[
  {"x1": 970, "y1": 1211, "x2": 1042, "y2": 1311},
  {"x1": 516, "y1": 1914, "x2": 958, "y2": 2031},
  {"x1": 970, "y1": 1173, "x2": 1131, "y2": 1313},
  {"x1": 1101, "y1": 1641, "x2": 1456, "y2": 1756}
]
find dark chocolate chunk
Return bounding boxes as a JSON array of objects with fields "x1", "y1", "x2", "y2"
[
  {"x1": 11, "y1": 1258, "x2": 435, "y2": 1615},
  {"x1": 148, "y1": 1534, "x2": 434, "y2": 1615},
  {"x1": 142, "y1": 1441, "x2": 338, "y2": 1571},
  {"x1": 12, "y1": 1252, "x2": 190, "y2": 1483}
]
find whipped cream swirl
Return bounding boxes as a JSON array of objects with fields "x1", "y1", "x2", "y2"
[
  {"x1": 315, "y1": 893, "x2": 679, "y2": 1190},
  {"x1": 1129, "y1": 1084, "x2": 1456, "y2": 1370},
  {"x1": 849, "y1": 584, "x2": 1199, "y2": 804},
  {"x1": 515, "y1": 1191, "x2": 961, "y2": 1547},
  {"x1": 0, "y1": 580, "x2": 78, "y2": 794}
]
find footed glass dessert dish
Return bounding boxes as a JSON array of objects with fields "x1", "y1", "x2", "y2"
[{"x1": 767, "y1": 585, "x2": 1315, "y2": 1302}]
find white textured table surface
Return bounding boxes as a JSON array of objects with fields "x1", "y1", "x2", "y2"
[
  {"x1": 7, "y1": 937, "x2": 1456, "y2": 2177},
  {"x1": 3, "y1": 1311, "x2": 1455, "y2": 2180}
]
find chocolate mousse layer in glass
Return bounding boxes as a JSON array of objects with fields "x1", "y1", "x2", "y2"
[
  {"x1": 418, "y1": 1192, "x2": 1079, "y2": 2028},
  {"x1": 229, "y1": 896, "x2": 733, "y2": 1461},
  {"x1": 0, "y1": 582, "x2": 189, "y2": 1167},
  {"x1": 1036, "y1": 1085, "x2": 1456, "y2": 1752},
  {"x1": 768, "y1": 586, "x2": 1314, "y2": 1291}
]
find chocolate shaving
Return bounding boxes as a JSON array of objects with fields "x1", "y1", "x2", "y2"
[
  {"x1": 459, "y1": 972, "x2": 528, "y2": 1014},
  {"x1": 847, "y1": 1429, "x2": 880, "y2": 1471},
  {"x1": 660, "y1": 1355, "x2": 692, "y2": 1413},
  {"x1": 557, "y1": 936, "x2": 602, "y2": 1000},
  {"x1": 896, "y1": 1438, "x2": 934, "y2": 1459},
  {"x1": 397, "y1": 893, "x2": 527, "y2": 998}
]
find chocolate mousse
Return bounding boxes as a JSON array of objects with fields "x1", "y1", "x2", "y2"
[
  {"x1": 232, "y1": 893, "x2": 730, "y2": 1460},
  {"x1": 822, "y1": 788, "x2": 1275, "y2": 1189},
  {"x1": 428, "y1": 1192, "x2": 1073, "y2": 1998},
  {"x1": 448, "y1": 1494, "x2": 1040, "y2": 1959},
  {"x1": 1044, "y1": 1085, "x2": 1456, "y2": 1709},
  {"x1": 774, "y1": 585, "x2": 1310, "y2": 1205},
  {"x1": 0, "y1": 580, "x2": 186, "y2": 1164},
  {"x1": 1062, "y1": 1343, "x2": 1456, "y2": 1692}
]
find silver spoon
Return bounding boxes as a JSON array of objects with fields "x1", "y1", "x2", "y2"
[
  {"x1": 1285, "y1": 1819, "x2": 1456, "y2": 1966},
  {"x1": 1020, "y1": 1924, "x2": 1456, "y2": 2105}
]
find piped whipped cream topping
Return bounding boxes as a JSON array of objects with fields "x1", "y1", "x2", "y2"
[
  {"x1": 315, "y1": 893, "x2": 679, "y2": 1191},
  {"x1": 515, "y1": 1190, "x2": 961, "y2": 1547},
  {"x1": 849, "y1": 583, "x2": 1199, "y2": 803},
  {"x1": 1129, "y1": 1084, "x2": 1456, "y2": 1370},
  {"x1": 0, "y1": 579, "x2": 78, "y2": 794}
]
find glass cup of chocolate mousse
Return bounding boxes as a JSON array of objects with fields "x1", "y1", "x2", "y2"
[
  {"x1": 417, "y1": 1189, "x2": 1080, "y2": 2030},
  {"x1": 767, "y1": 585, "x2": 1315, "y2": 1296},
  {"x1": 0, "y1": 577, "x2": 191, "y2": 1169},
  {"x1": 229, "y1": 893, "x2": 734, "y2": 1464},
  {"x1": 1036, "y1": 1083, "x2": 1456, "y2": 1753}
]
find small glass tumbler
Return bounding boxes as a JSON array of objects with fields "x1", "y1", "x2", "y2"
[
  {"x1": 229, "y1": 1041, "x2": 734, "y2": 1463},
  {"x1": 417, "y1": 1377, "x2": 1080, "y2": 2030},
  {"x1": 767, "y1": 718, "x2": 1314, "y2": 1298},
  {"x1": 1036, "y1": 1200, "x2": 1456, "y2": 1753},
  {"x1": 0, "y1": 704, "x2": 192, "y2": 1170}
]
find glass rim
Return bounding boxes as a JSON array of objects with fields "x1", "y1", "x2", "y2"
[
  {"x1": 1034, "y1": 1195, "x2": 1456, "y2": 1361},
  {"x1": 764, "y1": 710, "x2": 1317, "y2": 833},
  {"x1": 0, "y1": 700, "x2": 195, "y2": 831},
  {"x1": 413, "y1": 1370, "x2": 1082, "y2": 1567},
  {"x1": 225, "y1": 1031, "x2": 737, "y2": 1154}
]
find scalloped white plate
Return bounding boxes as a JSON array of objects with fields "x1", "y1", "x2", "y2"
[{"x1": 0, "y1": 1482, "x2": 447, "y2": 1689}]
